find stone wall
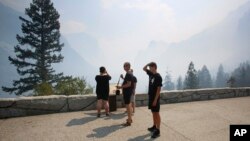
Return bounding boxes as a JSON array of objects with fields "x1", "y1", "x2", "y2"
[{"x1": 1, "y1": 87, "x2": 250, "y2": 118}]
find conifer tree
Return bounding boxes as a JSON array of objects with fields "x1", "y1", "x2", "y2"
[
  {"x1": 198, "y1": 65, "x2": 212, "y2": 88},
  {"x1": 184, "y1": 62, "x2": 198, "y2": 89},
  {"x1": 215, "y1": 64, "x2": 228, "y2": 88},
  {"x1": 2, "y1": 0, "x2": 64, "y2": 95},
  {"x1": 163, "y1": 71, "x2": 175, "y2": 90}
]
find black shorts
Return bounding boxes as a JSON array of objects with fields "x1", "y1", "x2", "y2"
[
  {"x1": 97, "y1": 93, "x2": 109, "y2": 101},
  {"x1": 148, "y1": 98, "x2": 160, "y2": 112},
  {"x1": 123, "y1": 92, "x2": 132, "y2": 105}
]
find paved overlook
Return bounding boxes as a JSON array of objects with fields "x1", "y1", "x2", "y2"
[{"x1": 0, "y1": 97, "x2": 250, "y2": 141}]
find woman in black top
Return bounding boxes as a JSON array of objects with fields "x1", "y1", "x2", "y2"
[{"x1": 95, "y1": 66, "x2": 111, "y2": 117}]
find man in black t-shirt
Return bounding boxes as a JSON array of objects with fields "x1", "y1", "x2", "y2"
[
  {"x1": 121, "y1": 69, "x2": 137, "y2": 113},
  {"x1": 95, "y1": 66, "x2": 111, "y2": 117},
  {"x1": 143, "y1": 62, "x2": 162, "y2": 138},
  {"x1": 117, "y1": 62, "x2": 133, "y2": 126}
]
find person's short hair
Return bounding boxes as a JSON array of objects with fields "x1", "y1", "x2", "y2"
[
  {"x1": 100, "y1": 66, "x2": 106, "y2": 73},
  {"x1": 124, "y1": 62, "x2": 131, "y2": 68},
  {"x1": 149, "y1": 62, "x2": 157, "y2": 69}
]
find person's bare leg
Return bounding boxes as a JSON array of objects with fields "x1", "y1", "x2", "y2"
[
  {"x1": 151, "y1": 112, "x2": 161, "y2": 138},
  {"x1": 155, "y1": 112, "x2": 161, "y2": 129},
  {"x1": 127, "y1": 103, "x2": 132, "y2": 122},
  {"x1": 96, "y1": 100, "x2": 102, "y2": 116},
  {"x1": 104, "y1": 100, "x2": 109, "y2": 114},
  {"x1": 131, "y1": 102, "x2": 135, "y2": 113},
  {"x1": 152, "y1": 112, "x2": 157, "y2": 126}
]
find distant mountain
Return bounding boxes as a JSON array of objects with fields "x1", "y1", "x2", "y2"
[
  {"x1": 136, "y1": 1, "x2": 250, "y2": 75},
  {"x1": 54, "y1": 36, "x2": 97, "y2": 85},
  {"x1": 134, "y1": 1, "x2": 250, "y2": 91},
  {"x1": 0, "y1": 2, "x2": 96, "y2": 97},
  {"x1": 0, "y1": 3, "x2": 22, "y2": 43},
  {"x1": 64, "y1": 33, "x2": 104, "y2": 65}
]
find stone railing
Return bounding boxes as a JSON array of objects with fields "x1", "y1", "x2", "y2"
[{"x1": 1, "y1": 87, "x2": 250, "y2": 118}]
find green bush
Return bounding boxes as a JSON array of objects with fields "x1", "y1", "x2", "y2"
[
  {"x1": 34, "y1": 82, "x2": 54, "y2": 96},
  {"x1": 55, "y1": 77, "x2": 93, "y2": 95}
]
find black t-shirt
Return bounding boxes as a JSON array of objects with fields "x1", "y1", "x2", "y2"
[
  {"x1": 146, "y1": 70, "x2": 162, "y2": 98},
  {"x1": 122, "y1": 73, "x2": 133, "y2": 95},
  {"x1": 95, "y1": 75, "x2": 111, "y2": 95}
]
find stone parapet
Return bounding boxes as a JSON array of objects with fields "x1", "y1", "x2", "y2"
[{"x1": 1, "y1": 87, "x2": 249, "y2": 118}]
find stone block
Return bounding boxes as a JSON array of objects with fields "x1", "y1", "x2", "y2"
[
  {"x1": 0, "y1": 108, "x2": 27, "y2": 118},
  {"x1": 16, "y1": 95, "x2": 67, "y2": 111},
  {"x1": 160, "y1": 99, "x2": 166, "y2": 104},
  {"x1": 142, "y1": 100, "x2": 148, "y2": 107},
  {"x1": 200, "y1": 95, "x2": 209, "y2": 100},
  {"x1": 135, "y1": 94, "x2": 148, "y2": 100},
  {"x1": 161, "y1": 92, "x2": 179, "y2": 100},
  {"x1": 196, "y1": 89, "x2": 213, "y2": 95},
  {"x1": 68, "y1": 95, "x2": 96, "y2": 111},
  {"x1": 0, "y1": 99, "x2": 16, "y2": 108},
  {"x1": 166, "y1": 98, "x2": 178, "y2": 103},
  {"x1": 209, "y1": 94, "x2": 220, "y2": 100},
  {"x1": 178, "y1": 96, "x2": 192, "y2": 102},
  {"x1": 135, "y1": 100, "x2": 143, "y2": 107},
  {"x1": 192, "y1": 93, "x2": 201, "y2": 101}
]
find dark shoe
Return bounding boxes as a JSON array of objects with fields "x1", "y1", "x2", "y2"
[
  {"x1": 151, "y1": 129, "x2": 160, "y2": 139},
  {"x1": 147, "y1": 125, "x2": 156, "y2": 132},
  {"x1": 106, "y1": 113, "x2": 110, "y2": 116},
  {"x1": 97, "y1": 113, "x2": 101, "y2": 117},
  {"x1": 122, "y1": 121, "x2": 131, "y2": 126},
  {"x1": 126, "y1": 119, "x2": 133, "y2": 123}
]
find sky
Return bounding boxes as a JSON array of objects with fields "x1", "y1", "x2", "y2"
[{"x1": 0, "y1": 0, "x2": 249, "y2": 91}]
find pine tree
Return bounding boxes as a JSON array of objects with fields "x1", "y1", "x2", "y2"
[
  {"x1": 198, "y1": 65, "x2": 212, "y2": 88},
  {"x1": 184, "y1": 62, "x2": 198, "y2": 89},
  {"x1": 232, "y1": 61, "x2": 250, "y2": 87},
  {"x1": 2, "y1": 0, "x2": 64, "y2": 95},
  {"x1": 215, "y1": 64, "x2": 228, "y2": 88},
  {"x1": 176, "y1": 76, "x2": 183, "y2": 90},
  {"x1": 163, "y1": 71, "x2": 175, "y2": 90}
]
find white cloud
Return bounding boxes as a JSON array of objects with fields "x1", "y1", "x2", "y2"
[{"x1": 61, "y1": 21, "x2": 86, "y2": 34}]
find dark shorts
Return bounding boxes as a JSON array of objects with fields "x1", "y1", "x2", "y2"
[
  {"x1": 123, "y1": 92, "x2": 132, "y2": 105},
  {"x1": 148, "y1": 98, "x2": 160, "y2": 112},
  {"x1": 97, "y1": 93, "x2": 109, "y2": 101}
]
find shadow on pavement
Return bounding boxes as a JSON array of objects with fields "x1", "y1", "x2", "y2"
[
  {"x1": 128, "y1": 133, "x2": 153, "y2": 141},
  {"x1": 103, "y1": 112, "x2": 127, "y2": 120},
  {"x1": 66, "y1": 113, "x2": 97, "y2": 126},
  {"x1": 87, "y1": 124, "x2": 126, "y2": 138}
]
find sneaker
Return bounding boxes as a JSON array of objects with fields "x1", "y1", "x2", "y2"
[
  {"x1": 147, "y1": 125, "x2": 156, "y2": 132},
  {"x1": 97, "y1": 113, "x2": 101, "y2": 117},
  {"x1": 151, "y1": 129, "x2": 160, "y2": 139},
  {"x1": 122, "y1": 121, "x2": 131, "y2": 126}
]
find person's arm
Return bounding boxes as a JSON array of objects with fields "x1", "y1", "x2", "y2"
[
  {"x1": 117, "y1": 81, "x2": 131, "y2": 89},
  {"x1": 152, "y1": 86, "x2": 161, "y2": 106},
  {"x1": 120, "y1": 74, "x2": 124, "y2": 79},
  {"x1": 117, "y1": 74, "x2": 132, "y2": 89},
  {"x1": 143, "y1": 63, "x2": 150, "y2": 72},
  {"x1": 121, "y1": 81, "x2": 131, "y2": 89},
  {"x1": 106, "y1": 71, "x2": 111, "y2": 80},
  {"x1": 152, "y1": 76, "x2": 162, "y2": 106}
]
